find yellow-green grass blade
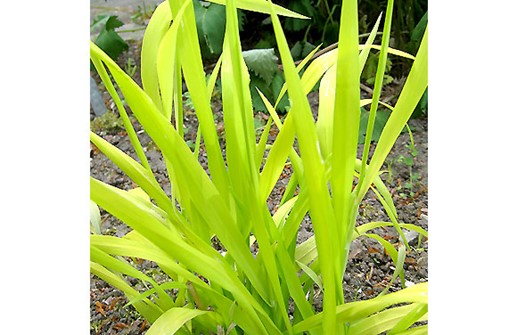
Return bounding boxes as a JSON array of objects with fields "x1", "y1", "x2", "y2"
[
  {"x1": 208, "y1": 55, "x2": 223, "y2": 96},
  {"x1": 331, "y1": 0, "x2": 361, "y2": 266},
  {"x1": 145, "y1": 308, "x2": 208, "y2": 335},
  {"x1": 272, "y1": 196, "x2": 297, "y2": 226},
  {"x1": 222, "y1": 4, "x2": 294, "y2": 331},
  {"x1": 193, "y1": 123, "x2": 202, "y2": 158},
  {"x1": 356, "y1": 27, "x2": 428, "y2": 202},
  {"x1": 274, "y1": 242, "x2": 316, "y2": 326},
  {"x1": 316, "y1": 63, "x2": 336, "y2": 161},
  {"x1": 171, "y1": 0, "x2": 230, "y2": 199},
  {"x1": 257, "y1": 206, "x2": 317, "y2": 328},
  {"x1": 275, "y1": 45, "x2": 322, "y2": 108},
  {"x1": 347, "y1": 303, "x2": 427, "y2": 335},
  {"x1": 390, "y1": 324, "x2": 428, "y2": 335},
  {"x1": 279, "y1": 167, "x2": 299, "y2": 206},
  {"x1": 386, "y1": 303, "x2": 428, "y2": 335},
  {"x1": 207, "y1": 0, "x2": 308, "y2": 19},
  {"x1": 91, "y1": 168, "x2": 267, "y2": 310},
  {"x1": 90, "y1": 42, "x2": 272, "y2": 303},
  {"x1": 292, "y1": 282, "x2": 427, "y2": 333},
  {"x1": 359, "y1": 14, "x2": 382, "y2": 74},
  {"x1": 295, "y1": 219, "x2": 410, "y2": 282},
  {"x1": 90, "y1": 57, "x2": 151, "y2": 171},
  {"x1": 91, "y1": 246, "x2": 174, "y2": 311},
  {"x1": 91, "y1": 177, "x2": 276, "y2": 334},
  {"x1": 141, "y1": 1, "x2": 172, "y2": 111},
  {"x1": 258, "y1": 89, "x2": 304, "y2": 208},
  {"x1": 293, "y1": 44, "x2": 414, "y2": 101},
  {"x1": 90, "y1": 132, "x2": 176, "y2": 221},
  {"x1": 289, "y1": 162, "x2": 402, "y2": 271},
  {"x1": 370, "y1": 186, "x2": 407, "y2": 247},
  {"x1": 353, "y1": 222, "x2": 428, "y2": 239},
  {"x1": 275, "y1": 28, "x2": 406, "y2": 113},
  {"x1": 281, "y1": 41, "x2": 413, "y2": 110},
  {"x1": 354, "y1": 155, "x2": 403, "y2": 243},
  {"x1": 90, "y1": 200, "x2": 101, "y2": 234},
  {"x1": 268, "y1": 1, "x2": 341, "y2": 333},
  {"x1": 281, "y1": 180, "x2": 309, "y2": 253},
  {"x1": 357, "y1": 0, "x2": 395, "y2": 198},
  {"x1": 221, "y1": 0, "x2": 259, "y2": 219},
  {"x1": 156, "y1": 0, "x2": 190, "y2": 120},
  {"x1": 295, "y1": 235, "x2": 317, "y2": 267},
  {"x1": 91, "y1": 234, "x2": 233, "y2": 310},
  {"x1": 147, "y1": 305, "x2": 227, "y2": 334},
  {"x1": 257, "y1": 91, "x2": 296, "y2": 203},
  {"x1": 267, "y1": 89, "x2": 285, "y2": 129},
  {"x1": 288, "y1": 11, "x2": 380, "y2": 135},
  {"x1": 147, "y1": 6, "x2": 185, "y2": 203},
  {"x1": 91, "y1": 178, "x2": 228, "y2": 281},
  {"x1": 364, "y1": 233, "x2": 398, "y2": 265},
  {"x1": 256, "y1": 215, "x2": 316, "y2": 332},
  {"x1": 360, "y1": 45, "x2": 416, "y2": 60},
  {"x1": 256, "y1": 116, "x2": 273, "y2": 170},
  {"x1": 277, "y1": 14, "x2": 380, "y2": 105},
  {"x1": 124, "y1": 281, "x2": 186, "y2": 308},
  {"x1": 174, "y1": 54, "x2": 183, "y2": 137},
  {"x1": 379, "y1": 244, "x2": 406, "y2": 295},
  {"x1": 90, "y1": 262, "x2": 163, "y2": 322},
  {"x1": 354, "y1": 158, "x2": 398, "y2": 221},
  {"x1": 294, "y1": 44, "x2": 322, "y2": 72},
  {"x1": 296, "y1": 260, "x2": 323, "y2": 290}
]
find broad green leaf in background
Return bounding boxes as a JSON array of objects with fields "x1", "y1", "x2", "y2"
[
  {"x1": 194, "y1": 1, "x2": 226, "y2": 57},
  {"x1": 93, "y1": 16, "x2": 128, "y2": 62},
  {"x1": 284, "y1": 0, "x2": 314, "y2": 32},
  {"x1": 242, "y1": 48, "x2": 279, "y2": 84},
  {"x1": 358, "y1": 108, "x2": 390, "y2": 143}
]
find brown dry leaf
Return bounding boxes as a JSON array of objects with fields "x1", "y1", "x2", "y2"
[
  {"x1": 405, "y1": 257, "x2": 417, "y2": 265},
  {"x1": 365, "y1": 289, "x2": 375, "y2": 297},
  {"x1": 367, "y1": 246, "x2": 380, "y2": 254},
  {"x1": 94, "y1": 301, "x2": 106, "y2": 317},
  {"x1": 113, "y1": 323, "x2": 129, "y2": 330},
  {"x1": 108, "y1": 296, "x2": 123, "y2": 310},
  {"x1": 139, "y1": 320, "x2": 149, "y2": 333}
]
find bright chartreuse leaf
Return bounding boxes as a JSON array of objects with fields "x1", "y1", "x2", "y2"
[
  {"x1": 90, "y1": 200, "x2": 102, "y2": 235},
  {"x1": 145, "y1": 308, "x2": 208, "y2": 335}
]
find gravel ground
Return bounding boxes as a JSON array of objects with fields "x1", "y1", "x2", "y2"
[{"x1": 90, "y1": 42, "x2": 428, "y2": 334}]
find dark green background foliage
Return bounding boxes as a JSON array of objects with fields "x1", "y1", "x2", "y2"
[
  {"x1": 91, "y1": 15, "x2": 129, "y2": 62},
  {"x1": 193, "y1": 1, "x2": 227, "y2": 58},
  {"x1": 190, "y1": 0, "x2": 427, "y2": 116},
  {"x1": 242, "y1": 49, "x2": 290, "y2": 112},
  {"x1": 91, "y1": 1, "x2": 427, "y2": 139}
]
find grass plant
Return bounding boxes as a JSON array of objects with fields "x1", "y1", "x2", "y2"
[{"x1": 90, "y1": 0, "x2": 428, "y2": 333}]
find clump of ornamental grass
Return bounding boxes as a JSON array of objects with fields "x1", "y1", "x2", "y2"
[{"x1": 90, "y1": 0, "x2": 428, "y2": 334}]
